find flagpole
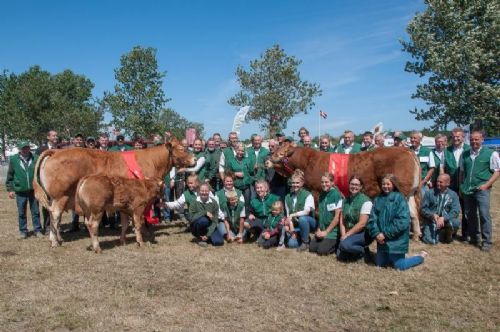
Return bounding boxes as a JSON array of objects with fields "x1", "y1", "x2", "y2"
[{"x1": 318, "y1": 110, "x2": 321, "y2": 143}]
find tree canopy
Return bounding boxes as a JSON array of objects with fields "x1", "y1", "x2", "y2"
[
  {"x1": 402, "y1": 0, "x2": 499, "y2": 134},
  {"x1": 0, "y1": 66, "x2": 102, "y2": 150},
  {"x1": 228, "y1": 44, "x2": 322, "y2": 137}
]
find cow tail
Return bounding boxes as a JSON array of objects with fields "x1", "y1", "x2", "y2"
[
  {"x1": 33, "y1": 150, "x2": 57, "y2": 210},
  {"x1": 74, "y1": 177, "x2": 87, "y2": 216}
]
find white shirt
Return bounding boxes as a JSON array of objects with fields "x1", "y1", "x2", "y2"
[
  {"x1": 360, "y1": 201, "x2": 373, "y2": 215},
  {"x1": 452, "y1": 144, "x2": 465, "y2": 165},
  {"x1": 218, "y1": 148, "x2": 237, "y2": 173},
  {"x1": 194, "y1": 196, "x2": 225, "y2": 220},
  {"x1": 413, "y1": 146, "x2": 436, "y2": 168},
  {"x1": 285, "y1": 193, "x2": 315, "y2": 217}
]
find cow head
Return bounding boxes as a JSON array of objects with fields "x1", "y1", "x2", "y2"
[
  {"x1": 265, "y1": 142, "x2": 297, "y2": 177},
  {"x1": 166, "y1": 138, "x2": 196, "y2": 168}
]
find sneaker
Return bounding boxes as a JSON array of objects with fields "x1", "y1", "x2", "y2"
[
  {"x1": 480, "y1": 244, "x2": 491, "y2": 252},
  {"x1": 296, "y1": 243, "x2": 309, "y2": 252},
  {"x1": 197, "y1": 241, "x2": 208, "y2": 248},
  {"x1": 34, "y1": 232, "x2": 45, "y2": 238},
  {"x1": 276, "y1": 245, "x2": 286, "y2": 251},
  {"x1": 18, "y1": 233, "x2": 28, "y2": 240}
]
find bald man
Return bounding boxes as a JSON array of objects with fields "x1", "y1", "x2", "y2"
[{"x1": 420, "y1": 174, "x2": 461, "y2": 244}]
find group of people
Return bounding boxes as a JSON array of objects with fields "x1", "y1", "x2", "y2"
[{"x1": 5, "y1": 125, "x2": 499, "y2": 271}]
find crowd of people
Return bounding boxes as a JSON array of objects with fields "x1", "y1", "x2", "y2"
[{"x1": 5, "y1": 125, "x2": 499, "y2": 271}]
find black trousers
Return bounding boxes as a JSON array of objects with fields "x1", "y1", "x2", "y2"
[{"x1": 309, "y1": 237, "x2": 337, "y2": 256}]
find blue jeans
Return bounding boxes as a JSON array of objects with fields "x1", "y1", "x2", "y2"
[
  {"x1": 296, "y1": 216, "x2": 317, "y2": 244},
  {"x1": 337, "y1": 232, "x2": 366, "y2": 260},
  {"x1": 375, "y1": 251, "x2": 424, "y2": 271},
  {"x1": 16, "y1": 191, "x2": 42, "y2": 235},
  {"x1": 162, "y1": 186, "x2": 171, "y2": 221},
  {"x1": 71, "y1": 211, "x2": 79, "y2": 228},
  {"x1": 191, "y1": 216, "x2": 224, "y2": 246},
  {"x1": 464, "y1": 189, "x2": 492, "y2": 246},
  {"x1": 422, "y1": 218, "x2": 460, "y2": 244}
]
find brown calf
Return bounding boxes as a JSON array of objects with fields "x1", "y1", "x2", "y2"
[{"x1": 75, "y1": 175, "x2": 163, "y2": 253}]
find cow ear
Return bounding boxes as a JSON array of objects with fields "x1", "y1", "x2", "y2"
[{"x1": 165, "y1": 141, "x2": 173, "y2": 150}]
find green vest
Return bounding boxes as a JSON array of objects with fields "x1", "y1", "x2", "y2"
[
  {"x1": 226, "y1": 157, "x2": 252, "y2": 190},
  {"x1": 431, "y1": 149, "x2": 443, "y2": 184},
  {"x1": 193, "y1": 150, "x2": 207, "y2": 181},
  {"x1": 246, "y1": 147, "x2": 269, "y2": 182},
  {"x1": 413, "y1": 146, "x2": 432, "y2": 180},
  {"x1": 204, "y1": 148, "x2": 222, "y2": 180},
  {"x1": 188, "y1": 198, "x2": 220, "y2": 236},
  {"x1": 215, "y1": 188, "x2": 242, "y2": 209},
  {"x1": 444, "y1": 144, "x2": 470, "y2": 190},
  {"x1": 335, "y1": 142, "x2": 362, "y2": 154},
  {"x1": 342, "y1": 192, "x2": 370, "y2": 231},
  {"x1": 110, "y1": 144, "x2": 133, "y2": 151},
  {"x1": 460, "y1": 147, "x2": 494, "y2": 195},
  {"x1": 222, "y1": 147, "x2": 237, "y2": 171},
  {"x1": 264, "y1": 213, "x2": 284, "y2": 230},
  {"x1": 285, "y1": 189, "x2": 311, "y2": 216},
  {"x1": 318, "y1": 188, "x2": 342, "y2": 240},
  {"x1": 221, "y1": 200, "x2": 245, "y2": 232},
  {"x1": 6, "y1": 153, "x2": 38, "y2": 193},
  {"x1": 183, "y1": 190, "x2": 197, "y2": 207},
  {"x1": 250, "y1": 193, "x2": 280, "y2": 219}
]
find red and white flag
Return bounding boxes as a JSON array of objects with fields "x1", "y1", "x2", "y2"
[{"x1": 319, "y1": 110, "x2": 327, "y2": 119}]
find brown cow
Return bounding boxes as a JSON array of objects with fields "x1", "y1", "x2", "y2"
[
  {"x1": 75, "y1": 175, "x2": 163, "y2": 253},
  {"x1": 33, "y1": 139, "x2": 195, "y2": 247},
  {"x1": 268, "y1": 143, "x2": 422, "y2": 238}
]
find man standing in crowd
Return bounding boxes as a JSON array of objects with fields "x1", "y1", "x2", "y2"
[
  {"x1": 212, "y1": 133, "x2": 222, "y2": 149},
  {"x1": 246, "y1": 134, "x2": 269, "y2": 187},
  {"x1": 85, "y1": 136, "x2": 96, "y2": 149},
  {"x1": 374, "y1": 133, "x2": 385, "y2": 148},
  {"x1": 361, "y1": 131, "x2": 375, "y2": 151},
  {"x1": 98, "y1": 133, "x2": 110, "y2": 151},
  {"x1": 393, "y1": 131, "x2": 407, "y2": 147},
  {"x1": 432, "y1": 134, "x2": 447, "y2": 183},
  {"x1": 6, "y1": 141, "x2": 43, "y2": 239},
  {"x1": 276, "y1": 132, "x2": 285, "y2": 146},
  {"x1": 69, "y1": 133, "x2": 86, "y2": 232},
  {"x1": 36, "y1": 130, "x2": 60, "y2": 234},
  {"x1": 204, "y1": 138, "x2": 222, "y2": 191},
  {"x1": 335, "y1": 130, "x2": 361, "y2": 154},
  {"x1": 302, "y1": 135, "x2": 313, "y2": 148},
  {"x1": 420, "y1": 174, "x2": 460, "y2": 244},
  {"x1": 110, "y1": 135, "x2": 133, "y2": 151},
  {"x1": 71, "y1": 133, "x2": 85, "y2": 148},
  {"x1": 444, "y1": 127, "x2": 470, "y2": 240},
  {"x1": 218, "y1": 131, "x2": 239, "y2": 181},
  {"x1": 410, "y1": 131, "x2": 435, "y2": 193},
  {"x1": 459, "y1": 130, "x2": 499, "y2": 252}
]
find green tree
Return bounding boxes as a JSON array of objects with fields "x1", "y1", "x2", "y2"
[
  {"x1": 103, "y1": 46, "x2": 169, "y2": 137},
  {"x1": 0, "y1": 66, "x2": 102, "y2": 146},
  {"x1": 157, "y1": 108, "x2": 204, "y2": 139},
  {"x1": 228, "y1": 44, "x2": 322, "y2": 137},
  {"x1": 402, "y1": 0, "x2": 499, "y2": 134}
]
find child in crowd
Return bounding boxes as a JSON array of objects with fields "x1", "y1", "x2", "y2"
[
  {"x1": 257, "y1": 200, "x2": 286, "y2": 249},
  {"x1": 220, "y1": 190, "x2": 245, "y2": 243}
]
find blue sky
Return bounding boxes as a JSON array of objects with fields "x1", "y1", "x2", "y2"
[{"x1": 0, "y1": 0, "x2": 431, "y2": 139}]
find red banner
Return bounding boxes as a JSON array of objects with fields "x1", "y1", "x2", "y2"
[{"x1": 329, "y1": 153, "x2": 350, "y2": 197}]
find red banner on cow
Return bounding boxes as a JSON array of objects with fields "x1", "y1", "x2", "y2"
[
  {"x1": 329, "y1": 153, "x2": 350, "y2": 197},
  {"x1": 121, "y1": 151, "x2": 159, "y2": 225}
]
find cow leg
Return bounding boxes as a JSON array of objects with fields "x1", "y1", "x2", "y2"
[
  {"x1": 49, "y1": 198, "x2": 68, "y2": 247},
  {"x1": 132, "y1": 214, "x2": 145, "y2": 247},
  {"x1": 119, "y1": 213, "x2": 129, "y2": 246},
  {"x1": 85, "y1": 213, "x2": 102, "y2": 253},
  {"x1": 408, "y1": 195, "x2": 422, "y2": 240}
]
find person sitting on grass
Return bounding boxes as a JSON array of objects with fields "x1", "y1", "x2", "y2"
[
  {"x1": 245, "y1": 180, "x2": 280, "y2": 241},
  {"x1": 337, "y1": 175, "x2": 373, "y2": 261},
  {"x1": 420, "y1": 174, "x2": 460, "y2": 244},
  {"x1": 220, "y1": 190, "x2": 246, "y2": 243},
  {"x1": 309, "y1": 173, "x2": 343, "y2": 256},
  {"x1": 284, "y1": 170, "x2": 317, "y2": 251},
  {"x1": 189, "y1": 183, "x2": 225, "y2": 247},
  {"x1": 366, "y1": 174, "x2": 427, "y2": 270},
  {"x1": 257, "y1": 200, "x2": 286, "y2": 249}
]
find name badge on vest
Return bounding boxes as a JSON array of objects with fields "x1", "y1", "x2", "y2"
[{"x1": 419, "y1": 156, "x2": 429, "y2": 163}]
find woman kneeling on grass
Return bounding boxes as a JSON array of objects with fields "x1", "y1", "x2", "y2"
[
  {"x1": 245, "y1": 180, "x2": 280, "y2": 241},
  {"x1": 309, "y1": 173, "x2": 342, "y2": 256},
  {"x1": 284, "y1": 170, "x2": 317, "y2": 251},
  {"x1": 189, "y1": 183, "x2": 225, "y2": 247},
  {"x1": 366, "y1": 174, "x2": 427, "y2": 270},
  {"x1": 336, "y1": 175, "x2": 373, "y2": 261}
]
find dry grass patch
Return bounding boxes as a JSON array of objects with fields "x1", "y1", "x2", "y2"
[{"x1": 0, "y1": 185, "x2": 498, "y2": 331}]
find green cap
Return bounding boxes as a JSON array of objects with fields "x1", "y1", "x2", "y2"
[
  {"x1": 86, "y1": 136, "x2": 96, "y2": 142},
  {"x1": 393, "y1": 132, "x2": 407, "y2": 140},
  {"x1": 17, "y1": 140, "x2": 30, "y2": 149},
  {"x1": 284, "y1": 136, "x2": 294, "y2": 142},
  {"x1": 275, "y1": 131, "x2": 285, "y2": 137}
]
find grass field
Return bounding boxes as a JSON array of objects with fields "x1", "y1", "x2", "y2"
[{"x1": 0, "y1": 185, "x2": 498, "y2": 332}]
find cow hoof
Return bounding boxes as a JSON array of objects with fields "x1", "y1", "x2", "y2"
[
  {"x1": 51, "y1": 242, "x2": 61, "y2": 248},
  {"x1": 119, "y1": 239, "x2": 126, "y2": 246},
  {"x1": 95, "y1": 247, "x2": 102, "y2": 254},
  {"x1": 136, "y1": 242, "x2": 144, "y2": 248}
]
